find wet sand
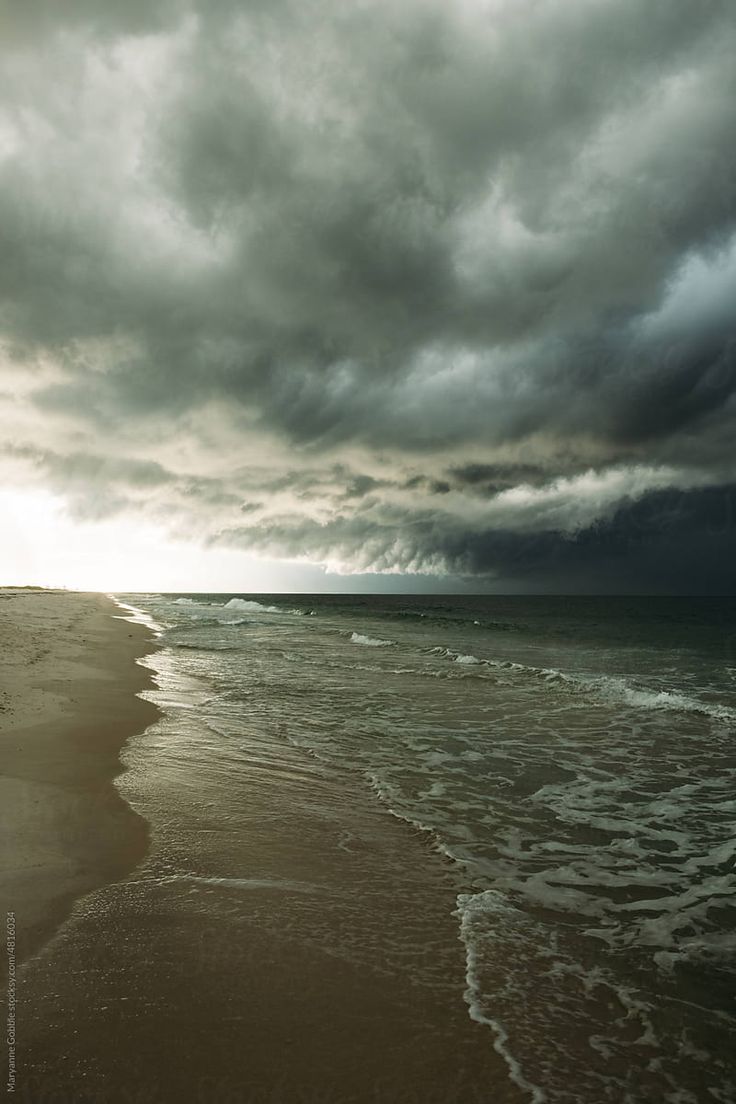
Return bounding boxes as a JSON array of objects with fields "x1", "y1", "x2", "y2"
[
  {"x1": 2, "y1": 593, "x2": 513, "y2": 1103},
  {"x1": 0, "y1": 590, "x2": 158, "y2": 968}
]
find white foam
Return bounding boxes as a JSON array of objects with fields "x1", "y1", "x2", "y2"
[
  {"x1": 110, "y1": 597, "x2": 165, "y2": 636},
  {"x1": 430, "y1": 646, "x2": 483, "y2": 665},
  {"x1": 482, "y1": 656, "x2": 736, "y2": 723},
  {"x1": 454, "y1": 891, "x2": 548, "y2": 1104},
  {"x1": 365, "y1": 772, "x2": 459, "y2": 862},
  {"x1": 349, "y1": 632, "x2": 395, "y2": 647},
  {"x1": 611, "y1": 683, "x2": 736, "y2": 722},
  {"x1": 222, "y1": 598, "x2": 282, "y2": 614},
  {"x1": 561, "y1": 669, "x2": 735, "y2": 722}
]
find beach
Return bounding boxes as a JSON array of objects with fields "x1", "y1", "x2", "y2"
[
  {"x1": 0, "y1": 590, "x2": 158, "y2": 968},
  {"x1": 1, "y1": 593, "x2": 511, "y2": 1103}
]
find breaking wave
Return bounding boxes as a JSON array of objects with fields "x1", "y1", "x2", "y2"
[
  {"x1": 349, "y1": 632, "x2": 396, "y2": 647},
  {"x1": 222, "y1": 598, "x2": 283, "y2": 614}
]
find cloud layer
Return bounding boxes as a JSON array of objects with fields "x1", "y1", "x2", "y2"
[{"x1": 1, "y1": 0, "x2": 735, "y2": 590}]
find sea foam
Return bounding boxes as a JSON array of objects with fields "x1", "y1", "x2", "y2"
[
  {"x1": 350, "y1": 632, "x2": 395, "y2": 646},
  {"x1": 222, "y1": 598, "x2": 283, "y2": 614},
  {"x1": 429, "y1": 646, "x2": 736, "y2": 722}
]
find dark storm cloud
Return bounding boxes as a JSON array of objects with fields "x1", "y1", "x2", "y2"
[
  {"x1": 1, "y1": 0, "x2": 735, "y2": 588},
  {"x1": 213, "y1": 482, "x2": 736, "y2": 593}
]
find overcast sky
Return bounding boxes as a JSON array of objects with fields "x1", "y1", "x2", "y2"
[{"x1": 1, "y1": 0, "x2": 735, "y2": 592}]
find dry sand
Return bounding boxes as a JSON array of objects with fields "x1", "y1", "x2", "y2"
[{"x1": 0, "y1": 589, "x2": 158, "y2": 966}]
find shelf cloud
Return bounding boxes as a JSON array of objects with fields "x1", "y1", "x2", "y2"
[{"x1": 1, "y1": 0, "x2": 735, "y2": 590}]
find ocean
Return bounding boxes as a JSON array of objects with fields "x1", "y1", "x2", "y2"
[{"x1": 115, "y1": 592, "x2": 736, "y2": 1103}]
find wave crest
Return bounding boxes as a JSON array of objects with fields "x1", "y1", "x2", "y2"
[{"x1": 350, "y1": 632, "x2": 396, "y2": 647}]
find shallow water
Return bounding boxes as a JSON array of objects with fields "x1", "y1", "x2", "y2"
[{"x1": 121, "y1": 593, "x2": 736, "y2": 1103}]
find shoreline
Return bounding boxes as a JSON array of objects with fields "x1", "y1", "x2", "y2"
[
  {"x1": 0, "y1": 589, "x2": 159, "y2": 971},
  {"x1": 11, "y1": 594, "x2": 516, "y2": 1103}
]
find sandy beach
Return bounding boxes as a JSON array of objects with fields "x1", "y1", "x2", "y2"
[
  {"x1": 1, "y1": 593, "x2": 513, "y2": 1103},
  {"x1": 0, "y1": 590, "x2": 158, "y2": 969}
]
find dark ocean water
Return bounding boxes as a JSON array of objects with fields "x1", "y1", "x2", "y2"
[{"x1": 119, "y1": 593, "x2": 736, "y2": 1103}]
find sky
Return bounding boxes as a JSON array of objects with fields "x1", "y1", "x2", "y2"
[{"x1": 0, "y1": 0, "x2": 735, "y2": 593}]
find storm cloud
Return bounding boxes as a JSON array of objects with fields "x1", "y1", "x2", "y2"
[{"x1": 1, "y1": 0, "x2": 735, "y2": 589}]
